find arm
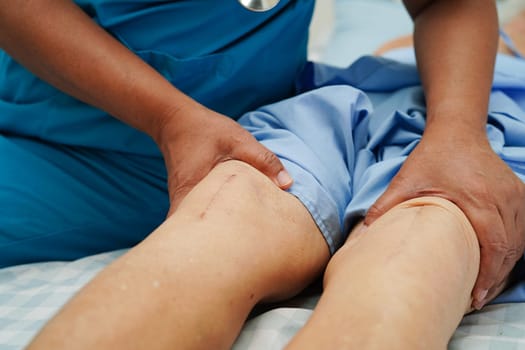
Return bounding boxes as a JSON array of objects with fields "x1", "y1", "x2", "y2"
[
  {"x1": 404, "y1": 0, "x2": 496, "y2": 134},
  {"x1": 364, "y1": 0, "x2": 525, "y2": 309},
  {"x1": 0, "y1": 0, "x2": 291, "y2": 211}
]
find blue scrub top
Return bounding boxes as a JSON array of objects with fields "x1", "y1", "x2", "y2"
[{"x1": 0, "y1": 0, "x2": 314, "y2": 156}]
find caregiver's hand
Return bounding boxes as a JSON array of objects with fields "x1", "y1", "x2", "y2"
[
  {"x1": 364, "y1": 126, "x2": 525, "y2": 310},
  {"x1": 155, "y1": 103, "x2": 293, "y2": 215}
]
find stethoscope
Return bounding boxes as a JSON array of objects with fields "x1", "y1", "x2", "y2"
[{"x1": 238, "y1": 0, "x2": 280, "y2": 12}]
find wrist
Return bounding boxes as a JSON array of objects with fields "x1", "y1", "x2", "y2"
[
  {"x1": 150, "y1": 97, "x2": 212, "y2": 154},
  {"x1": 424, "y1": 107, "x2": 487, "y2": 136},
  {"x1": 146, "y1": 92, "x2": 198, "y2": 144},
  {"x1": 422, "y1": 117, "x2": 489, "y2": 147}
]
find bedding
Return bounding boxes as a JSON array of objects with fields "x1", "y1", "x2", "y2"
[
  {"x1": 3, "y1": 1, "x2": 525, "y2": 349},
  {"x1": 2, "y1": 249, "x2": 525, "y2": 350}
]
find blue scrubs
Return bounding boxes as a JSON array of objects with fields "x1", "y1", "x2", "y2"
[{"x1": 0, "y1": 0, "x2": 314, "y2": 267}]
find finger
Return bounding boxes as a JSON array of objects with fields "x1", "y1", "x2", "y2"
[
  {"x1": 470, "y1": 208, "x2": 507, "y2": 310},
  {"x1": 167, "y1": 174, "x2": 201, "y2": 216},
  {"x1": 483, "y1": 199, "x2": 525, "y2": 305},
  {"x1": 363, "y1": 178, "x2": 412, "y2": 227},
  {"x1": 235, "y1": 141, "x2": 292, "y2": 190},
  {"x1": 472, "y1": 248, "x2": 505, "y2": 310},
  {"x1": 483, "y1": 256, "x2": 517, "y2": 305}
]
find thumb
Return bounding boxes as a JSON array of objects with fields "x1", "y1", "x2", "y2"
[
  {"x1": 364, "y1": 185, "x2": 408, "y2": 227},
  {"x1": 238, "y1": 142, "x2": 293, "y2": 190}
]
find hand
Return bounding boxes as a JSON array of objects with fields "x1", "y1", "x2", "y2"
[
  {"x1": 364, "y1": 128, "x2": 525, "y2": 310},
  {"x1": 155, "y1": 103, "x2": 292, "y2": 216}
]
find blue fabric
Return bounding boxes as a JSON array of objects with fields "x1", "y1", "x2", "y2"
[
  {"x1": 240, "y1": 85, "x2": 372, "y2": 253},
  {"x1": 0, "y1": 0, "x2": 314, "y2": 267},
  {"x1": 3, "y1": 33, "x2": 525, "y2": 306},
  {"x1": 0, "y1": 136, "x2": 169, "y2": 267},
  {"x1": 240, "y1": 50, "x2": 525, "y2": 305},
  {"x1": 0, "y1": 0, "x2": 313, "y2": 156}
]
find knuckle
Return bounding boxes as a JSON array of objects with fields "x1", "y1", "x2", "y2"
[
  {"x1": 256, "y1": 149, "x2": 280, "y2": 168},
  {"x1": 366, "y1": 203, "x2": 384, "y2": 220},
  {"x1": 505, "y1": 245, "x2": 523, "y2": 263},
  {"x1": 483, "y1": 239, "x2": 509, "y2": 255}
]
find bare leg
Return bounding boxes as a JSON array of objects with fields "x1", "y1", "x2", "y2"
[
  {"x1": 286, "y1": 197, "x2": 480, "y2": 350},
  {"x1": 26, "y1": 160, "x2": 330, "y2": 350}
]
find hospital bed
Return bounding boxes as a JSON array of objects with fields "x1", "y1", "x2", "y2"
[{"x1": 2, "y1": 1, "x2": 525, "y2": 349}]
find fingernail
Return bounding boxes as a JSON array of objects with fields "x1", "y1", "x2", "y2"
[
  {"x1": 476, "y1": 289, "x2": 488, "y2": 302},
  {"x1": 277, "y1": 170, "x2": 292, "y2": 187},
  {"x1": 473, "y1": 289, "x2": 488, "y2": 310},
  {"x1": 473, "y1": 299, "x2": 486, "y2": 311}
]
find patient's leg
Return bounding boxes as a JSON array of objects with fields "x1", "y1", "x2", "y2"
[
  {"x1": 26, "y1": 160, "x2": 330, "y2": 350},
  {"x1": 286, "y1": 196, "x2": 480, "y2": 350}
]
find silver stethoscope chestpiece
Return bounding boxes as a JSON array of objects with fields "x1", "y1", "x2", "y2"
[{"x1": 238, "y1": 0, "x2": 280, "y2": 12}]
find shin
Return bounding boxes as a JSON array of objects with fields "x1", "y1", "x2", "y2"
[{"x1": 287, "y1": 196, "x2": 480, "y2": 350}]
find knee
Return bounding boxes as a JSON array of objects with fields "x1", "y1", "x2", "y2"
[
  {"x1": 324, "y1": 196, "x2": 480, "y2": 286},
  {"x1": 210, "y1": 159, "x2": 276, "y2": 193},
  {"x1": 209, "y1": 159, "x2": 328, "y2": 257},
  {"x1": 395, "y1": 196, "x2": 479, "y2": 249},
  {"x1": 176, "y1": 160, "x2": 283, "y2": 218},
  {"x1": 171, "y1": 160, "x2": 329, "y2": 300},
  {"x1": 382, "y1": 197, "x2": 480, "y2": 266}
]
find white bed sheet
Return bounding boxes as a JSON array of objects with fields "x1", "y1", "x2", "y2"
[{"x1": 2, "y1": 250, "x2": 525, "y2": 349}]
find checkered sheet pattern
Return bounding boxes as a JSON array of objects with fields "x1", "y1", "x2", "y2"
[{"x1": 1, "y1": 250, "x2": 525, "y2": 349}]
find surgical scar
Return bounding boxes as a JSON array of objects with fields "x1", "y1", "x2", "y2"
[{"x1": 198, "y1": 174, "x2": 237, "y2": 219}]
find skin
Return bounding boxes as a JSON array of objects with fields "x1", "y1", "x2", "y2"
[
  {"x1": 372, "y1": 11, "x2": 525, "y2": 306},
  {"x1": 26, "y1": 163, "x2": 486, "y2": 349},
  {"x1": 17, "y1": 7, "x2": 525, "y2": 348},
  {"x1": 0, "y1": 0, "x2": 522, "y2": 309},
  {"x1": 26, "y1": 160, "x2": 330, "y2": 350},
  {"x1": 0, "y1": 0, "x2": 292, "y2": 216},
  {"x1": 364, "y1": 0, "x2": 525, "y2": 309},
  {"x1": 287, "y1": 197, "x2": 482, "y2": 350}
]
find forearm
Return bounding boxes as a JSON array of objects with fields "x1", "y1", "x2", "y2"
[
  {"x1": 0, "y1": 0, "x2": 194, "y2": 140},
  {"x1": 406, "y1": 0, "x2": 498, "y2": 135}
]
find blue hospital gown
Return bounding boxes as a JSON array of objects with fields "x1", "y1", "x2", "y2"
[{"x1": 239, "y1": 48, "x2": 525, "y2": 303}]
